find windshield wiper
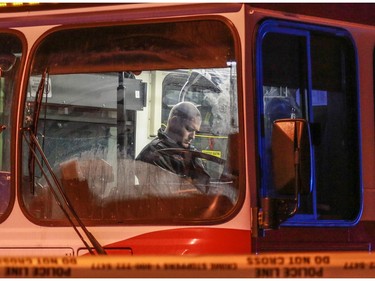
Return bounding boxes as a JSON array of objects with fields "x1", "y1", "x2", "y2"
[
  {"x1": 28, "y1": 68, "x2": 48, "y2": 195},
  {"x1": 23, "y1": 69, "x2": 106, "y2": 255},
  {"x1": 23, "y1": 131, "x2": 107, "y2": 255}
]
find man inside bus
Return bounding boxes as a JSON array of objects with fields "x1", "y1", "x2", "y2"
[{"x1": 135, "y1": 101, "x2": 210, "y2": 192}]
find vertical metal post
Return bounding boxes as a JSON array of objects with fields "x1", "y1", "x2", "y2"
[{"x1": 117, "y1": 72, "x2": 127, "y2": 159}]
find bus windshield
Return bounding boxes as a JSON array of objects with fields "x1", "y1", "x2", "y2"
[{"x1": 21, "y1": 20, "x2": 242, "y2": 225}]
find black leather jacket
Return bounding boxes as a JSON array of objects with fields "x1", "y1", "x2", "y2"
[{"x1": 136, "y1": 128, "x2": 210, "y2": 186}]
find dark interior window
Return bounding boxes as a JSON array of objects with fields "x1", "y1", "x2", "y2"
[{"x1": 257, "y1": 20, "x2": 361, "y2": 225}]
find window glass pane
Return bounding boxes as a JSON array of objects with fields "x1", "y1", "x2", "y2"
[
  {"x1": 261, "y1": 32, "x2": 307, "y2": 199},
  {"x1": 258, "y1": 22, "x2": 360, "y2": 225},
  {"x1": 162, "y1": 68, "x2": 238, "y2": 179},
  {"x1": 0, "y1": 33, "x2": 22, "y2": 217},
  {"x1": 310, "y1": 34, "x2": 360, "y2": 221},
  {"x1": 22, "y1": 20, "x2": 240, "y2": 225}
]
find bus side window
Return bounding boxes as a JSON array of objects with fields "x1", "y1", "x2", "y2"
[
  {"x1": 257, "y1": 20, "x2": 361, "y2": 226},
  {"x1": 0, "y1": 34, "x2": 22, "y2": 219}
]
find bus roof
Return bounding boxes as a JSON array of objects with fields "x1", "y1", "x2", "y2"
[{"x1": 251, "y1": 3, "x2": 375, "y2": 27}]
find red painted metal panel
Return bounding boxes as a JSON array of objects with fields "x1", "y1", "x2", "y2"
[{"x1": 104, "y1": 228, "x2": 251, "y2": 255}]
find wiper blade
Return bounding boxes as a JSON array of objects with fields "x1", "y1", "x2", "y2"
[
  {"x1": 31, "y1": 68, "x2": 48, "y2": 134},
  {"x1": 22, "y1": 69, "x2": 106, "y2": 255},
  {"x1": 28, "y1": 68, "x2": 48, "y2": 194},
  {"x1": 22, "y1": 129, "x2": 107, "y2": 255}
]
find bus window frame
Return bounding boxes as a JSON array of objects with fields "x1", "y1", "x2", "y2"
[
  {"x1": 0, "y1": 29, "x2": 26, "y2": 224},
  {"x1": 255, "y1": 19, "x2": 362, "y2": 227},
  {"x1": 19, "y1": 17, "x2": 246, "y2": 227}
]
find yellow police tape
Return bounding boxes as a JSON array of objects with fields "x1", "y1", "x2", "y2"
[{"x1": 0, "y1": 252, "x2": 374, "y2": 278}]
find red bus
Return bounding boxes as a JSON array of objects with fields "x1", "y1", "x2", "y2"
[{"x1": 0, "y1": 2, "x2": 372, "y2": 256}]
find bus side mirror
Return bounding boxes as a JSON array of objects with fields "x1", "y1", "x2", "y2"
[
  {"x1": 272, "y1": 118, "x2": 312, "y2": 196},
  {"x1": 259, "y1": 119, "x2": 312, "y2": 230}
]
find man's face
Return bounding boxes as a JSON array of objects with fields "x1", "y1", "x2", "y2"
[{"x1": 173, "y1": 117, "x2": 201, "y2": 148}]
